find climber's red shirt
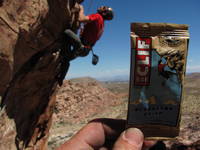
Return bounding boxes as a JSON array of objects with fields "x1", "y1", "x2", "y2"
[{"x1": 81, "y1": 13, "x2": 104, "y2": 46}]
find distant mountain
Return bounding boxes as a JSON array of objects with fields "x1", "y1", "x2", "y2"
[
  {"x1": 69, "y1": 76, "x2": 100, "y2": 83},
  {"x1": 97, "y1": 72, "x2": 200, "y2": 82},
  {"x1": 96, "y1": 74, "x2": 129, "y2": 82},
  {"x1": 67, "y1": 72, "x2": 200, "y2": 83},
  {"x1": 186, "y1": 72, "x2": 200, "y2": 79}
]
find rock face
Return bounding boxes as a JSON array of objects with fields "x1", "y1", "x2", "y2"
[
  {"x1": 54, "y1": 78, "x2": 120, "y2": 124},
  {"x1": 0, "y1": 0, "x2": 80, "y2": 149}
]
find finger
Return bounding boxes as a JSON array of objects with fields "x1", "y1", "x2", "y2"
[
  {"x1": 56, "y1": 118, "x2": 126, "y2": 150},
  {"x1": 90, "y1": 118, "x2": 126, "y2": 138},
  {"x1": 112, "y1": 128, "x2": 144, "y2": 150},
  {"x1": 90, "y1": 118, "x2": 126, "y2": 148},
  {"x1": 57, "y1": 122, "x2": 105, "y2": 150}
]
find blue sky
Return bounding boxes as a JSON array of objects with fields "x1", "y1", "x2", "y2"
[{"x1": 66, "y1": 0, "x2": 200, "y2": 80}]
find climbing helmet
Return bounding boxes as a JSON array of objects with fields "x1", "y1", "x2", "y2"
[{"x1": 97, "y1": 6, "x2": 114, "y2": 20}]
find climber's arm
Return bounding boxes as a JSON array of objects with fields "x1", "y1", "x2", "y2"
[{"x1": 78, "y1": 5, "x2": 90, "y2": 22}]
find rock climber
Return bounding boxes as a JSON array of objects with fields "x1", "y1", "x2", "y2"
[
  {"x1": 57, "y1": 4, "x2": 114, "y2": 86},
  {"x1": 64, "y1": 5, "x2": 114, "y2": 63}
]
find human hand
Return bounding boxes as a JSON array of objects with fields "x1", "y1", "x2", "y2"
[{"x1": 56, "y1": 118, "x2": 155, "y2": 150}]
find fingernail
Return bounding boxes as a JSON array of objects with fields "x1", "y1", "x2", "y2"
[{"x1": 123, "y1": 128, "x2": 144, "y2": 146}]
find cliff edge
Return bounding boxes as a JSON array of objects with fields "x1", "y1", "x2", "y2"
[{"x1": 0, "y1": 0, "x2": 80, "y2": 149}]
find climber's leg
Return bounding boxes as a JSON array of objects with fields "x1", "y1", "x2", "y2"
[
  {"x1": 63, "y1": 29, "x2": 92, "y2": 59},
  {"x1": 64, "y1": 29, "x2": 83, "y2": 51}
]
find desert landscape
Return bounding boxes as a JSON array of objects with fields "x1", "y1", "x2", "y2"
[{"x1": 48, "y1": 73, "x2": 200, "y2": 150}]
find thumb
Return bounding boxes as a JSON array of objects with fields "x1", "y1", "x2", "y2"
[{"x1": 113, "y1": 128, "x2": 144, "y2": 150}]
